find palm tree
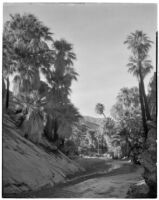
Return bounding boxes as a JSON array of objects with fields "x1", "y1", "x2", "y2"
[
  {"x1": 3, "y1": 13, "x2": 81, "y2": 147},
  {"x1": 43, "y1": 39, "x2": 80, "y2": 145},
  {"x1": 42, "y1": 39, "x2": 78, "y2": 103},
  {"x1": 124, "y1": 31, "x2": 152, "y2": 121},
  {"x1": 95, "y1": 103, "x2": 106, "y2": 118},
  {"x1": 4, "y1": 13, "x2": 54, "y2": 100},
  {"x1": 124, "y1": 30, "x2": 153, "y2": 137},
  {"x1": 45, "y1": 98, "x2": 81, "y2": 146},
  {"x1": 3, "y1": 14, "x2": 54, "y2": 143},
  {"x1": 95, "y1": 103, "x2": 106, "y2": 154},
  {"x1": 17, "y1": 90, "x2": 46, "y2": 143},
  {"x1": 53, "y1": 39, "x2": 78, "y2": 97}
]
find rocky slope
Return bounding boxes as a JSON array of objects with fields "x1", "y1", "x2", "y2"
[
  {"x1": 2, "y1": 115, "x2": 84, "y2": 196},
  {"x1": 140, "y1": 121, "x2": 157, "y2": 197}
]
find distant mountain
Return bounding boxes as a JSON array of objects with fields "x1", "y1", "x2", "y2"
[{"x1": 78, "y1": 116, "x2": 105, "y2": 131}]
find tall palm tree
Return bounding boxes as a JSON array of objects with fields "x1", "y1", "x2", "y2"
[
  {"x1": 42, "y1": 39, "x2": 78, "y2": 102},
  {"x1": 95, "y1": 103, "x2": 106, "y2": 154},
  {"x1": 124, "y1": 31, "x2": 153, "y2": 137},
  {"x1": 95, "y1": 103, "x2": 106, "y2": 118},
  {"x1": 124, "y1": 30, "x2": 153, "y2": 121},
  {"x1": 53, "y1": 39, "x2": 78, "y2": 97},
  {"x1": 43, "y1": 39, "x2": 80, "y2": 144}
]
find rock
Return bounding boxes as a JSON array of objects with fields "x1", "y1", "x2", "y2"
[
  {"x1": 2, "y1": 122, "x2": 84, "y2": 196},
  {"x1": 127, "y1": 180, "x2": 149, "y2": 198}
]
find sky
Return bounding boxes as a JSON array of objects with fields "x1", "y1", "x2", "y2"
[{"x1": 3, "y1": 3, "x2": 157, "y2": 118}]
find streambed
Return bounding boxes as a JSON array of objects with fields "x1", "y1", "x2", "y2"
[{"x1": 8, "y1": 158, "x2": 144, "y2": 198}]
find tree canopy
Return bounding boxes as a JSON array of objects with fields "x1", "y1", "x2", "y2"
[{"x1": 3, "y1": 13, "x2": 81, "y2": 146}]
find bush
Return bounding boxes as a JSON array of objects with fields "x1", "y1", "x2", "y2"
[
  {"x1": 129, "y1": 143, "x2": 143, "y2": 164},
  {"x1": 62, "y1": 140, "x2": 78, "y2": 157}
]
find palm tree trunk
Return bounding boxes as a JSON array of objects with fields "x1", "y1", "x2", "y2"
[
  {"x1": 139, "y1": 81, "x2": 148, "y2": 140},
  {"x1": 101, "y1": 134, "x2": 104, "y2": 153},
  {"x1": 139, "y1": 61, "x2": 151, "y2": 121},
  {"x1": 59, "y1": 138, "x2": 65, "y2": 149},
  {"x1": 53, "y1": 118, "x2": 59, "y2": 141},
  {"x1": 6, "y1": 77, "x2": 10, "y2": 110},
  {"x1": 102, "y1": 113, "x2": 106, "y2": 153},
  {"x1": 141, "y1": 78, "x2": 151, "y2": 120},
  {"x1": 2, "y1": 78, "x2": 6, "y2": 113},
  {"x1": 125, "y1": 134, "x2": 131, "y2": 157}
]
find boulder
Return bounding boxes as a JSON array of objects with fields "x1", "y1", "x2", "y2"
[{"x1": 127, "y1": 180, "x2": 149, "y2": 198}]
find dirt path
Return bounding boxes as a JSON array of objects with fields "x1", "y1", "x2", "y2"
[{"x1": 9, "y1": 158, "x2": 144, "y2": 198}]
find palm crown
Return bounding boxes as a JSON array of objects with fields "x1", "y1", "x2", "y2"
[
  {"x1": 95, "y1": 103, "x2": 106, "y2": 118},
  {"x1": 124, "y1": 30, "x2": 153, "y2": 60}
]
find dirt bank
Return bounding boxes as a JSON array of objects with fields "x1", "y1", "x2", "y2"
[{"x1": 2, "y1": 117, "x2": 83, "y2": 197}]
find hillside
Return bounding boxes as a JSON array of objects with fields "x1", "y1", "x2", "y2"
[
  {"x1": 80, "y1": 116, "x2": 104, "y2": 131},
  {"x1": 2, "y1": 114, "x2": 84, "y2": 195}
]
